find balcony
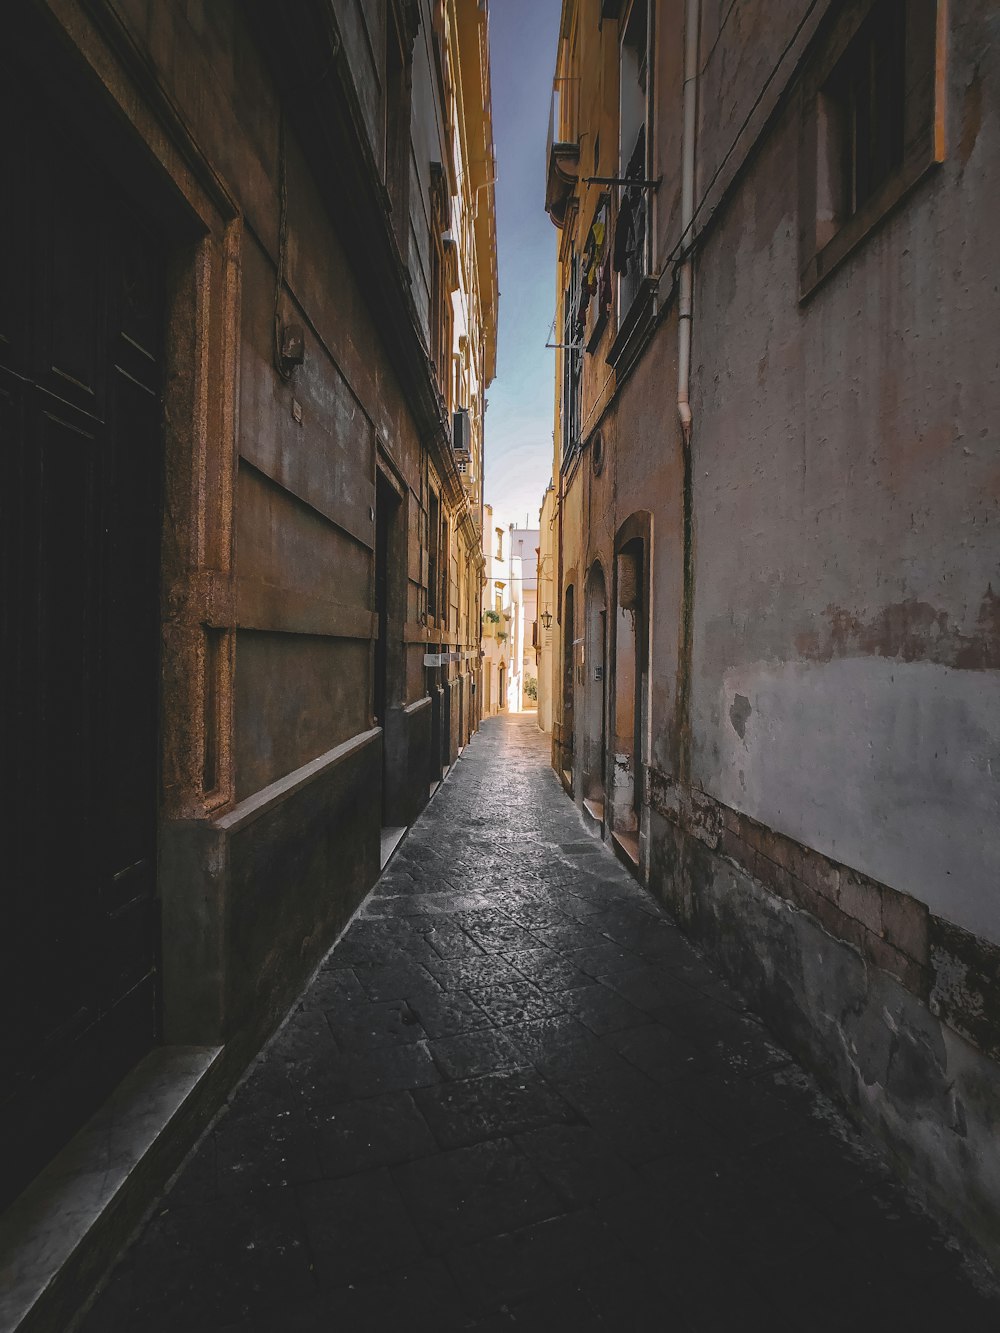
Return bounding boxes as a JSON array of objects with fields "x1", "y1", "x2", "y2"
[{"x1": 545, "y1": 77, "x2": 580, "y2": 229}]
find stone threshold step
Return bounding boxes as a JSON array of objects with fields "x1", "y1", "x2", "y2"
[
  {"x1": 612, "y1": 827, "x2": 640, "y2": 870},
  {"x1": 380, "y1": 825, "x2": 408, "y2": 870},
  {"x1": 582, "y1": 797, "x2": 605, "y2": 832},
  {"x1": 0, "y1": 1044, "x2": 222, "y2": 1333}
]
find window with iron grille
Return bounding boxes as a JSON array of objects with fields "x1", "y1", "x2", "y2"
[
  {"x1": 617, "y1": 0, "x2": 651, "y2": 318},
  {"x1": 561, "y1": 248, "x2": 582, "y2": 465}
]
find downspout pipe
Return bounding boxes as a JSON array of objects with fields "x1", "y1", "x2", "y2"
[
  {"x1": 677, "y1": 0, "x2": 699, "y2": 442},
  {"x1": 675, "y1": 0, "x2": 699, "y2": 787}
]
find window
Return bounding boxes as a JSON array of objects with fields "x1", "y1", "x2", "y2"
[
  {"x1": 384, "y1": 8, "x2": 411, "y2": 224},
  {"x1": 429, "y1": 164, "x2": 455, "y2": 404},
  {"x1": 495, "y1": 528, "x2": 504, "y2": 561},
  {"x1": 561, "y1": 248, "x2": 582, "y2": 463},
  {"x1": 495, "y1": 590, "x2": 503, "y2": 615},
  {"x1": 800, "y1": 0, "x2": 942, "y2": 297},
  {"x1": 441, "y1": 518, "x2": 450, "y2": 628},
  {"x1": 428, "y1": 490, "x2": 440, "y2": 621},
  {"x1": 617, "y1": 0, "x2": 650, "y2": 316}
]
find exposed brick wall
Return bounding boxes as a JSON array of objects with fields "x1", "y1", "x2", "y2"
[{"x1": 645, "y1": 764, "x2": 1000, "y2": 1062}]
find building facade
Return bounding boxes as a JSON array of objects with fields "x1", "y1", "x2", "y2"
[
  {"x1": 505, "y1": 525, "x2": 541, "y2": 713},
  {"x1": 481, "y1": 505, "x2": 512, "y2": 716},
  {"x1": 1, "y1": 0, "x2": 496, "y2": 1291},
  {"x1": 480, "y1": 517, "x2": 541, "y2": 714},
  {"x1": 536, "y1": 484, "x2": 558, "y2": 734},
  {"x1": 544, "y1": 0, "x2": 1000, "y2": 1261}
]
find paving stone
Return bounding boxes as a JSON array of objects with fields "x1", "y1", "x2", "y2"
[
  {"x1": 269, "y1": 1008, "x2": 342, "y2": 1066},
  {"x1": 352, "y1": 960, "x2": 443, "y2": 1001},
  {"x1": 461, "y1": 919, "x2": 546, "y2": 953},
  {"x1": 414, "y1": 1069, "x2": 577, "y2": 1149},
  {"x1": 313, "y1": 1090, "x2": 437, "y2": 1177},
  {"x1": 464, "y1": 980, "x2": 567, "y2": 1026},
  {"x1": 562, "y1": 1078, "x2": 725, "y2": 1166},
  {"x1": 446, "y1": 1210, "x2": 621, "y2": 1316},
  {"x1": 499, "y1": 902, "x2": 577, "y2": 931},
  {"x1": 502, "y1": 946, "x2": 596, "y2": 992},
  {"x1": 214, "y1": 1104, "x2": 322, "y2": 1195},
  {"x1": 392, "y1": 1139, "x2": 564, "y2": 1253},
  {"x1": 504, "y1": 1014, "x2": 636, "y2": 1086},
  {"x1": 471, "y1": 1280, "x2": 607, "y2": 1331},
  {"x1": 581, "y1": 1258, "x2": 694, "y2": 1331},
  {"x1": 323, "y1": 996, "x2": 426, "y2": 1050},
  {"x1": 676, "y1": 1070, "x2": 815, "y2": 1151},
  {"x1": 405, "y1": 988, "x2": 492, "y2": 1039},
  {"x1": 335, "y1": 1040, "x2": 443, "y2": 1101},
  {"x1": 429, "y1": 1027, "x2": 530, "y2": 1079},
  {"x1": 128, "y1": 1189, "x2": 311, "y2": 1328},
  {"x1": 77, "y1": 716, "x2": 1000, "y2": 1332},
  {"x1": 297, "y1": 1168, "x2": 425, "y2": 1287},
  {"x1": 597, "y1": 960, "x2": 703, "y2": 1013},
  {"x1": 562, "y1": 941, "x2": 640, "y2": 976},
  {"x1": 558, "y1": 981, "x2": 650, "y2": 1035},
  {"x1": 298, "y1": 965, "x2": 366, "y2": 1008},
  {"x1": 423, "y1": 920, "x2": 487, "y2": 958},
  {"x1": 514, "y1": 1123, "x2": 639, "y2": 1204},
  {"x1": 603, "y1": 1021, "x2": 700, "y2": 1088},
  {"x1": 424, "y1": 955, "x2": 527, "y2": 990},
  {"x1": 363, "y1": 897, "x2": 437, "y2": 921},
  {"x1": 222, "y1": 1259, "x2": 470, "y2": 1333}
]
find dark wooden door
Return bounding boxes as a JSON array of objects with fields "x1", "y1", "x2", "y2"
[{"x1": 0, "y1": 65, "x2": 165, "y2": 1207}]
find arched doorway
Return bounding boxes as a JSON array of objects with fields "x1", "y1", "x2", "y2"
[
  {"x1": 612, "y1": 524, "x2": 649, "y2": 869},
  {"x1": 583, "y1": 562, "x2": 608, "y2": 822},
  {"x1": 498, "y1": 660, "x2": 507, "y2": 710}
]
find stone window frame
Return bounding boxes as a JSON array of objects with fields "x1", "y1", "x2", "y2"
[{"x1": 797, "y1": 0, "x2": 945, "y2": 301}]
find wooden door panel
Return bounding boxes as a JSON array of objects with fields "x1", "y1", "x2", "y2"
[{"x1": 0, "y1": 59, "x2": 165, "y2": 1208}]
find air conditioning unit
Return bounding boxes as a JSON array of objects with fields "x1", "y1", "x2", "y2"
[{"x1": 453, "y1": 407, "x2": 471, "y2": 460}]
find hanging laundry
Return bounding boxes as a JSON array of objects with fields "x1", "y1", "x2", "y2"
[
  {"x1": 586, "y1": 219, "x2": 606, "y2": 285},
  {"x1": 598, "y1": 247, "x2": 613, "y2": 315},
  {"x1": 614, "y1": 190, "x2": 636, "y2": 273}
]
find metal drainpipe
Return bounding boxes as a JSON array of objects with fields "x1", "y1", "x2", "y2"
[
  {"x1": 677, "y1": 0, "x2": 699, "y2": 443},
  {"x1": 675, "y1": 0, "x2": 700, "y2": 787}
]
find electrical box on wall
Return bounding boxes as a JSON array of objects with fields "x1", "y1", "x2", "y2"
[{"x1": 453, "y1": 407, "x2": 471, "y2": 458}]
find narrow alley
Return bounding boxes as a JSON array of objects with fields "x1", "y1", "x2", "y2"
[{"x1": 79, "y1": 716, "x2": 1000, "y2": 1332}]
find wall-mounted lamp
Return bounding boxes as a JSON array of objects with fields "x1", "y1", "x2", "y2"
[{"x1": 541, "y1": 608, "x2": 553, "y2": 631}]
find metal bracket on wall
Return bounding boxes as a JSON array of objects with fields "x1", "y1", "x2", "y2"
[{"x1": 584, "y1": 176, "x2": 662, "y2": 189}]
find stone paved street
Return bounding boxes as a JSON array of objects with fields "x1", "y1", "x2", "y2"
[{"x1": 81, "y1": 716, "x2": 1000, "y2": 1331}]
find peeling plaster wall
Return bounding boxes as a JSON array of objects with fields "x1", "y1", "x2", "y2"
[
  {"x1": 710, "y1": 658, "x2": 1000, "y2": 944},
  {"x1": 549, "y1": 0, "x2": 1000, "y2": 1265},
  {"x1": 690, "y1": 0, "x2": 1000, "y2": 945}
]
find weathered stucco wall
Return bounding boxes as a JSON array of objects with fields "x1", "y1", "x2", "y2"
[
  {"x1": 63, "y1": 0, "x2": 490, "y2": 1039},
  {"x1": 690, "y1": 0, "x2": 1000, "y2": 944},
  {"x1": 548, "y1": 0, "x2": 1000, "y2": 1265}
]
